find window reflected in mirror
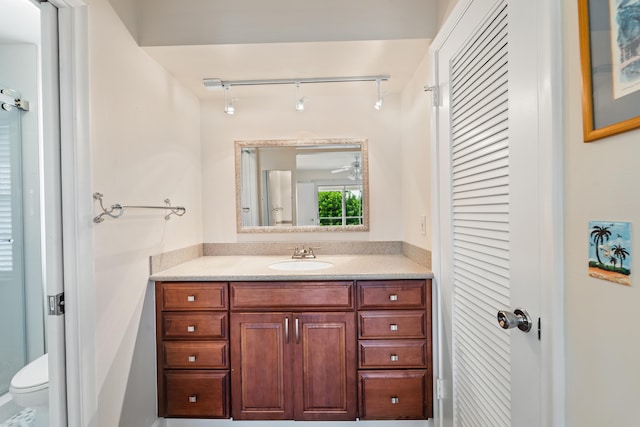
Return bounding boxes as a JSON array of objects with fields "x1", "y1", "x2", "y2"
[{"x1": 235, "y1": 139, "x2": 369, "y2": 233}]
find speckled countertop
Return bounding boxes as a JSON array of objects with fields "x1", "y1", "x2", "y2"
[{"x1": 150, "y1": 254, "x2": 433, "y2": 282}]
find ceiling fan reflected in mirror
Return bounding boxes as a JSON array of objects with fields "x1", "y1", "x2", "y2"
[{"x1": 331, "y1": 156, "x2": 362, "y2": 181}]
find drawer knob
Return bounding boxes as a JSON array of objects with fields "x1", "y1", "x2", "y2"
[
  {"x1": 187, "y1": 295, "x2": 195, "y2": 302},
  {"x1": 188, "y1": 355, "x2": 196, "y2": 363},
  {"x1": 391, "y1": 396, "x2": 399, "y2": 404},
  {"x1": 390, "y1": 354, "x2": 399, "y2": 362},
  {"x1": 389, "y1": 294, "x2": 398, "y2": 301},
  {"x1": 188, "y1": 395, "x2": 198, "y2": 403},
  {"x1": 389, "y1": 324, "x2": 398, "y2": 331},
  {"x1": 187, "y1": 325, "x2": 196, "y2": 333}
]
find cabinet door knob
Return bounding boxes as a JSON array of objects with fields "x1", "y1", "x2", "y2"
[
  {"x1": 187, "y1": 325, "x2": 196, "y2": 332},
  {"x1": 389, "y1": 294, "x2": 398, "y2": 301},
  {"x1": 188, "y1": 395, "x2": 197, "y2": 403},
  {"x1": 390, "y1": 354, "x2": 399, "y2": 362},
  {"x1": 391, "y1": 396, "x2": 399, "y2": 404},
  {"x1": 188, "y1": 355, "x2": 196, "y2": 363},
  {"x1": 389, "y1": 324, "x2": 398, "y2": 331},
  {"x1": 187, "y1": 295, "x2": 195, "y2": 302}
]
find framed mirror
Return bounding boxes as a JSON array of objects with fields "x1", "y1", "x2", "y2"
[{"x1": 235, "y1": 138, "x2": 369, "y2": 233}]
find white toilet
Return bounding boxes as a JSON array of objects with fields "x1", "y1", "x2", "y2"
[{"x1": 9, "y1": 353, "x2": 49, "y2": 427}]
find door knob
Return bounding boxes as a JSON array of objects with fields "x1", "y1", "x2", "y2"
[{"x1": 497, "y1": 308, "x2": 532, "y2": 332}]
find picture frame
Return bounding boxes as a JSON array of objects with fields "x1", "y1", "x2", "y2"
[{"x1": 578, "y1": 0, "x2": 640, "y2": 142}]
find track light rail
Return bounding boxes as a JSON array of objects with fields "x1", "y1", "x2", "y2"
[{"x1": 204, "y1": 75, "x2": 390, "y2": 89}]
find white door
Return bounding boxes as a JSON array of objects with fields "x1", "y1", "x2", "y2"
[
  {"x1": 432, "y1": 0, "x2": 555, "y2": 425},
  {"x1": 296, "y1": 182, "x2": 318, "y2": 226}
]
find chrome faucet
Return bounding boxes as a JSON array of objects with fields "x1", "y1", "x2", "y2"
[{"x1": 291, "y1": 245, "x2": 317, "y2": 259}]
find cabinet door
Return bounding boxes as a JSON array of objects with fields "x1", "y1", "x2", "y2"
[
  {"x1": 230, "y1": 313, "x2": 294, "y2": 420},
  {"x1": 293, "y1": 312, "x2": 357, "y2": 421}
]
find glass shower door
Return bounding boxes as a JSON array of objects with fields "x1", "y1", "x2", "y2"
[{"x1": 0, "y1": 88, "x2": 26, "y2": 396}]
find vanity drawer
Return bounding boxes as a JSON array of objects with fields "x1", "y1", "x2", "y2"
[
  {"x1": 359, "y1": 340, "x2": 427, "y2": 368},
  {"x1": 162, "y1": 312, "x2": 228, "y2": 339},
  {"x1": 358, "y1": 311, "x2": 427, "y2": 339},
  {"x1": 164, "y1": 370, "x2": 230, "y2": 418},
  {"x1": 358, "y1": 370, "x2": 429, "y2": 420},
  {"x1": 230, "y1": 281, "x2": 354, "y2": 311},
  {"x1": 163, "y1": 341, "x2": 228, "y2": 369},
  {"x1": 357, "y1": 280, "x2": 426, "y2": 309},
  {"x1": 159, "y1": 282, "x2": 228, "y2": 311}
]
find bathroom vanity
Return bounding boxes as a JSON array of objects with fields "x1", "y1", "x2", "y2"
[{"x1": 152, "y1": 254, "x2": 433, "y2": 421}]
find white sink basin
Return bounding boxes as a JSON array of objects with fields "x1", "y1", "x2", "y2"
[{"x1": 268, "y1": 260, "x2": 334, "y2": 271}]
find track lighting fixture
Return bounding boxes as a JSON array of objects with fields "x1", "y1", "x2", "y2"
[
  {"x1": 295, "y1": 82, "x2": 306, "y2": 112},
  {"x1": 224, "y1": 84, "x2": 236, "y2": 115},
  {"x1": 374, "y1": 78, "x2": 384, "y2": 110},
  {"x1": 203, "y1": 75, "x2": 390, "y2": 115}
]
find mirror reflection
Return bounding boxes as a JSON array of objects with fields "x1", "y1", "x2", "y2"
[{"x1": 235, "y1": 139, "x2": 369, "y2": 232}]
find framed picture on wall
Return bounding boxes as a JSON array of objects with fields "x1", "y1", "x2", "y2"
[{"x1": 578, "y1": 0, "x2": 640, "y2": 142}]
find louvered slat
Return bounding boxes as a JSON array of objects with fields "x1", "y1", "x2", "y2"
[
  {"x1": 450, "y1": 2, "x2": 510, "y2": 426},
  {"x1": 0, "y1": 121, "x2": 13, "y2": 272}
]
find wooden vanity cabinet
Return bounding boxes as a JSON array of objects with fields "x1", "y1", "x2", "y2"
[
  {"x1": 155, "y1": 282, "x2": 230, "y2": 418},
  {"x1": 357, "y1": 279, "x2": 433, "y2": 420},
  {"x1": 155, "y1": 278, "x2": 433, "y2": 422},
  {"x1": 229, "y1": 281, "x2": 357, "y2": 421}
]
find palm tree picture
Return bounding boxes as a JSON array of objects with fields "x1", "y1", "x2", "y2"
[
  {"x1": 588, "y1": 221, "x2": 631, "y2": 286},
  {"x1": 612, "y1": 244, "x2": 630, "y2": 269},
  {"x1": 590, "y1": 225, "x2": 612, "y2": 264}
]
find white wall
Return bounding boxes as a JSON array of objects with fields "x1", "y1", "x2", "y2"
[
  {"x1": 401, "y1": 52, "x2": 431, "y2": 251},
  {"x1": 201, "y1": 90, "x2": 405, "y2": 243},
  {"x1": 436, "y1": 0, "x2": 460, "y2": 29},
  {"x1": 87, "y1": 0, "x2": 203, "y2": 425},
  {"x1": 563, "y1": 1, "x2": 640, "y2": 425},
  {"x1": 0, "y1": 0, "x2": 40, "y2": 44},
  {"x1": 86, "y1": 1, "x2": 432, "y2": 424}
]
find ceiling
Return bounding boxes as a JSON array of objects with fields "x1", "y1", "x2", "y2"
[{"x1": 108, "y1": 0, "x2": 438, "y2": 100}]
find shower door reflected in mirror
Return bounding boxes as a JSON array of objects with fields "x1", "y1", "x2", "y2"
[
  {"x1": 0, "y1": 90, "x2": 26, "y2": 396},
  {"x1": 235, "y1": 139, "x2": 369, "y2": 233}
]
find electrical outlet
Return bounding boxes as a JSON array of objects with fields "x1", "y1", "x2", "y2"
[{"x1": 420, "y1": 215, "x2": 427, "y2": 236}]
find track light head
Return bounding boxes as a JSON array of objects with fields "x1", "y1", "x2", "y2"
[
  {"x1": 296, "y1": 97, "x2": 307, "y2": 112},
  {"x1": 295, "y1": 82, "x2": 307, "y2": 112},
  {"x1": 374, "y1": 78, "x2": 384, "y2": 110},
  {"x1": 224, "y1": 84, "x2": 236, "y2": 115}
]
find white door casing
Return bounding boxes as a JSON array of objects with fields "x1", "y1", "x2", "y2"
[
  {"x1": 430, "y1": 0, "x2": 564, "y2": 426},
  {"x1": 48, "y1": 1, "x2": 97, "y2": 426}
]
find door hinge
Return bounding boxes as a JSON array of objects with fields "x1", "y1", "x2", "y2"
[
  {"x1": 48, "y1": 292, "x2": 65, "y2": 316},
  {"x1": 424, "y1": 84, "x2": 439, "y2": 107},
  {"x1": 15, "y1": 98, "x2": 30, "y2": 111},
  {"x1": 436, "y1": 378, "x2": 447, "y2": 400},
  {"x1": 0, "y1": 89, "x2": 30, "y2": 111}
]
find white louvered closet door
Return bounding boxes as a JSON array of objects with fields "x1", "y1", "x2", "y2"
[
  {"x1": 435, "y1": 0, "x2": 543, "y2": 426},
  {"x1": 451, "y1": 3, "x2": 511, "y2": 426}
]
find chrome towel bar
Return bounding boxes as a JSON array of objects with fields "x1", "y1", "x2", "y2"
[{"x1": 93, "y1": 192, "x2": 186, "y2": 223}]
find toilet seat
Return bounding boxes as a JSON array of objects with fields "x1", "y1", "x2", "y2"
[{"x1": 9, "y1": 353, "x2": 49, "y2": 407}]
